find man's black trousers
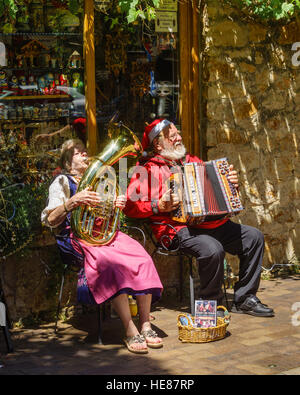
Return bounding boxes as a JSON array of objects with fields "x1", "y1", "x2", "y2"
[{"x1": 177, "y1": 220, "x2": 264, "y2": 304}]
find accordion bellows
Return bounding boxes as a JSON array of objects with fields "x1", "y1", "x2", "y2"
[{"x1": 169, "y1": 158, "x2": 243, "y2": 224}]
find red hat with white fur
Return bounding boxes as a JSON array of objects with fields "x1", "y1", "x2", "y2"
[{"x1": 141, "y1": 118, "x2": 171, "y2": 152}]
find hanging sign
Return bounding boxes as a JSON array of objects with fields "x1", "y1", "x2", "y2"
[
  {"x1": 157, "y1": 0, "x2": 178, "y2": 12},
  {"x1": 155, "y1": 11, "x2": 177, "y2": 33}
]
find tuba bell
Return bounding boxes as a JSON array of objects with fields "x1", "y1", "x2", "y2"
[{"x1": 71, "y1": 121, "x2": 142, "y2": 245}]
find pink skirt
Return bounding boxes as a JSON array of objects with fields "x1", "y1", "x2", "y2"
[{"x1": 76, "y1": 230, "x2": 163, "y2": 304}]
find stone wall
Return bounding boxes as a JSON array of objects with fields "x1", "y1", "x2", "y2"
[
  {"x1": 203, "y1": 1, "x2": 300, "y2": 270},
  {"x1": 1, "y1": 233, "x2": 78, "y2": 322}
]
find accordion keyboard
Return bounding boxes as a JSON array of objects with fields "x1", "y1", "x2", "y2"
[{"x1": 169, "y1": 158, "x2": 243, "y2": 224}]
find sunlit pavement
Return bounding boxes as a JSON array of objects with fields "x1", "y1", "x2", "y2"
[{"x1": 1, "y1": 275, "x2": 300, "y2": 375}]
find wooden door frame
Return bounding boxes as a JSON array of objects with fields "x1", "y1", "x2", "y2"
[
  {"x1": 84, "y1": 1, "x2": 201, "y2": 157},
  {"x1": 84, "y1": 0, "x2": 98, "y2": 156},
  {"x1": 179, "y1": 1, "x2": 201, "y2": 157}
]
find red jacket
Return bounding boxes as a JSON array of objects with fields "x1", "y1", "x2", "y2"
[{"x1": 124, "y1": 154, "x2": 228, "y2": 244}]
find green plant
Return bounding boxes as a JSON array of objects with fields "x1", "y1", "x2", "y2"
[
  {"x1": 118, "y1": 0, "x2": 160, "y2": 23},
  {"x1": 118, "y1": 0, "x2": 300, "y2": 23},
  {"x1": 0, "y1": 182, "x2": 50, "y2": 258},
  {"x1": 2, "y1": 0, "x2": 300, "y2": 24},
  {"x1": 223, "y1": 0, "x2": 300, "y2": 21},
  {"x1": 0, "y1": 0, "x2": 18, "y2": 19},
  {"x1": 0, "y1": 0, "x2": 82, "y2": 19}
]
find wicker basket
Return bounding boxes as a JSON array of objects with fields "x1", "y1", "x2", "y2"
[{"x1": 177, "y1": 306, "x2": 230, "y2": 343}]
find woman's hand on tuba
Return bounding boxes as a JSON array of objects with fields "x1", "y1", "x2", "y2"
[
  {"x1": 115, "y1": 195, "x2": 127, "y2": 210},
  {"x1": 67, "y1": 187, "x2": 102, "y2": 211}
]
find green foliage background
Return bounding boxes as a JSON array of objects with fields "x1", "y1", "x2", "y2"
[
  {"x1": 224, "y1": 0, "x2": 300, "y2": 21},
  {"x1": 1, "y1": 1, "x2": 299, "y2": 24},
  {"x1": 0, "y1": 182, "x2": 50, "y2": 258}
]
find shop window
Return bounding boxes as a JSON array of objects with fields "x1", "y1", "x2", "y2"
[
  {"x1": 0, "y1": 1, "x2": 85, "y2": 187},
  {"x1": 94, "y1": 2, "x2": 180, "y2": 143}
]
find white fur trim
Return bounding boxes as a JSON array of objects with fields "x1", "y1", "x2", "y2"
[{"x1": 148, "y1": 120, "x2": 171, "y2": 143}]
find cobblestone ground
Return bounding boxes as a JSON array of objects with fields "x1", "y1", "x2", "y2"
[{"x1": 1, "y1": 275, "x2": 300, "y2": 375}]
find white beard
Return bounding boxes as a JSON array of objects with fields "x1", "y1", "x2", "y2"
[{"x1": 160, "y1": 142, "x2": 186, "y2": 161}]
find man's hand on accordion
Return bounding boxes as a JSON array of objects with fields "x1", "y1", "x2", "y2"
[
  {"x1": 158, "y1": 188, "x2": 180, "y2": 213},
  {"x1": 227, "y1": 165, "x2": 239, "y2": 189}
]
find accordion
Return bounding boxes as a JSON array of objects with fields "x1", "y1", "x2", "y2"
[{"x1": 169, "y1": 158, "x2": 243, "y2": 224}]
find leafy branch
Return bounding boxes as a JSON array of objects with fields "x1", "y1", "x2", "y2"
[
  {"x1": 118, "y1": 0, "x2": 300, "y2": 23},
  {"x1": 0, "y1": 0, "x2": 18, "y2": 19},
  {"x1": 223, "y1": 0, "x2": 300, "y2": 21},
  {"x1": 1, "y1": 1, "x2": 300, "y2": 23},
  {"x1": 0, "y1": 0, "x2": 82, "y2": 19},
  {"x1": 118, "y1": 0, "x2": 160, "y2": 23}
]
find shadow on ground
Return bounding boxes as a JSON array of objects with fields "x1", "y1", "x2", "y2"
[{"x1": 1, "y1": 274, "x2": 300, "y2": 375}]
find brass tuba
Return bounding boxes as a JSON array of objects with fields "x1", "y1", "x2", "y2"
[{"x1": 71, "y1": 121, "x2": 142, "y2": 245}]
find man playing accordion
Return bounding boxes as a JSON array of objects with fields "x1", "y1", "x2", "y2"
[{"x1": 124, "y1": 119, "x2": 274, "y2": 318}]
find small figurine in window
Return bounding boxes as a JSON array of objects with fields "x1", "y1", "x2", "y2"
[
  {"x1": 32, "y1": 105, "x2": 40, "y2": 119},
  {"x1": 18, "y1": 75, "x2": 27, "y2": 96},
  {"x1": 38, "y1": 76, "x2": 46, "y2": 95},
  {"x1": 59, "y1": 73, "x2": 68, "y2": 87},
  {"x1": 45, "y1": 73, "x2": 54, "y2": 87},
  {"x1": 51, "y1": 74, "x2": 59, "y2": 94},
  {"x1": 0, "y1": 70, "x2": 8, "y2": 93},
  {"x1": 49, "y1": 80, "x2": 57, "y2": 95},
  {"x1": 10, "y1": 75, "x2": 19, "y2": 95},
  {"x1": 69, "y1": 51, "x2": 81, "y2": 68},
  {"x1": 155, "y1": 81, "x2": 173, "y2": 117},
  {"x1": 44, "y1": 73, "x2": 54, "y2": 95},
  {"x1": 28, "y1": 75, "x2": 38, "y2": 95},
  {"x1": 72, "y1": 72, "x2": 84, "y2": 93}
]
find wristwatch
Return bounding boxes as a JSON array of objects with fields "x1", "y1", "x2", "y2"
[{"x1": 151, "y1": 199, "x2": 159, "y2": 215}]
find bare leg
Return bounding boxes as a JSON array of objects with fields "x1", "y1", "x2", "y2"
[
  {"x1": 136, "y1": 294, "x2": 163, "y2": 347},
  {"x1": 111, "y1": 294, "x2": 147, "y2": 352}
]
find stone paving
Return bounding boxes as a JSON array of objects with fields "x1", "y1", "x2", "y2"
[{"x1": 1, "y1": 275, "x2": 300, "y2": 375}]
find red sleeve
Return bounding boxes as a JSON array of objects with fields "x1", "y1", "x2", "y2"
[
  {"x1": 124, "y1": 161, "x2": 171, "y2": 218},
  {"x1": 124, "y1": 163, "x2": 153, "y2": 218},
  {"x1": 185, "y1": 154, "x2": 204, "y2": 164}
]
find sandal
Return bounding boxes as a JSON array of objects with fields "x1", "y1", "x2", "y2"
[
  {"x1": 141, "y1": 329, "x2": 163, "y2": 349},
  {"x1": 123, "y1": 334, "x2": 148, "y2": 354}
]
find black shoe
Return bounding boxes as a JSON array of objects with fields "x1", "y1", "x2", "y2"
[{"x1": 231, "y1": 295, "x2": 274, "y2": 317}]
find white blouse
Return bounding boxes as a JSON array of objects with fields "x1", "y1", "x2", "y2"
[{"x1": 41, "y1": 174, "x2": 76, "y2": 228}]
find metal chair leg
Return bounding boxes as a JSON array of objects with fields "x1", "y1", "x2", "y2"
[
  {"x1": 222, "y1": 259, "x2": 230, "y2": 310},
  {"x1": 55, "y1": 265, "x2": 67, "y2": 333},
  {"x1": 188, "y1": 258, "x2": 195, "y2": 316},
  {"x1": 223, "y1": 280, "x2": 229, "y2": 310},
  {"x1": 96, "y1": 304, "x2": 103, "y2": 345},
  {"x1": 179, "y1": 254, "x2": 183, "y2": 301}
]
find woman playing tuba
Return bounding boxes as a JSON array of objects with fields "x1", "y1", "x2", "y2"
[{"x1": 41, "y1": 137, "x2": 164, "y2": 353}]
